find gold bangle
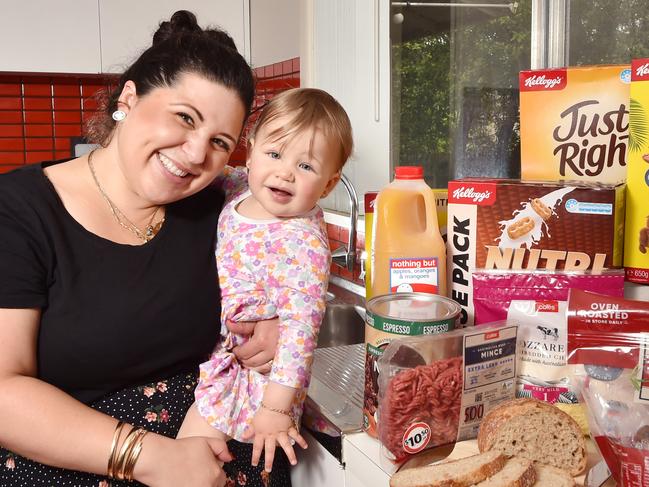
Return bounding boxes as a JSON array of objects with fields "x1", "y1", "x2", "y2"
[
  {"x1": 260, "y1": 402, "x2": 298, "y2": 430},
  {"x1": 114, "y1": 426, "x2": 142, "y2": 480},
  {"x1": 122, "y1": 430, "x2": 148, "y2": 481},
  {"x1": 106, "y1": 421, "x2": 125, "y2": 479}
]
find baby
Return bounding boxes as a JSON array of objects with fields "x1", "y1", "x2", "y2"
[{"x1": 178, "y1": 88, "x2": 353, "y2": 474}]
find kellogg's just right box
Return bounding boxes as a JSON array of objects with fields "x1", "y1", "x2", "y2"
[
  {"x1": 624, "y1": 59, "x2": 649, "y2": 284},
  {"x1": 447, "y1": 179, "x2": 625, "y2": 326},
  {"x1": 520, "y1": 65, "x2": 630, "y2": 184}
]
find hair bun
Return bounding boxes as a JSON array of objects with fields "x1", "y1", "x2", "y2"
[{"x1": 152, "y1": 10, "x2": 201, "y2": 45}]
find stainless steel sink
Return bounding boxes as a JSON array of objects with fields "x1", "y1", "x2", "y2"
[
  {"x1": 306, "y1": 280, "x2": 366, "y2": 437},
  {"x1": 317, "y1": 302, "x2": 365, "y2": 348}
]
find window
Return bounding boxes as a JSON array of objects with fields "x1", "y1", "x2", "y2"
[{"x1": 390, "y1": 0, "x2": 649, "y2": 190}]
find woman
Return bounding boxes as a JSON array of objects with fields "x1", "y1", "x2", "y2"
[{"x1": 0, "y1": 11, "x2": 285, "y2": 487}]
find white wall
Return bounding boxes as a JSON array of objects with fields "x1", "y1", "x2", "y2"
[
  {"x1": 249, "y1": 0, "x2": 300, "y2": 67},
  {"x1": 101, "y1": 0, "x2": 249, "y2": 73}
]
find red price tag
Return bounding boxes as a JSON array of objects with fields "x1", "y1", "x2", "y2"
[{"x1": 402, "y1": 422, "x2": 431, "y2": 454}]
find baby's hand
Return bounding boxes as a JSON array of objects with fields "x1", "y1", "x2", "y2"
[{"x1": 245, "y1": 405, "x2": 308, "y2": 472}]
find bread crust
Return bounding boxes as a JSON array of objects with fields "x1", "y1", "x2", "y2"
[
  {"x1": 389, "y1": 451, "x2": 506, "y2": 487},
  {"x1": 476, "y1": 398, "x2": 586, "y2": 476},
  {"x1": 513, "y1": 460, "x2": 537, "y2": 487},
  {"x1": 473, "y1": 457, "x2": 536, "y2": 487}
]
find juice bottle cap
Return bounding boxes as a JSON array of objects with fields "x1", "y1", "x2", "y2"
[{"x1": 394, "y1": 166, "x2": 424, "y2": 180}]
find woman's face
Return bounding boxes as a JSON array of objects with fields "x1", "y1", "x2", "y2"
[{"x1": 114, "y1": 72, "x2": 246, "y2": 205}]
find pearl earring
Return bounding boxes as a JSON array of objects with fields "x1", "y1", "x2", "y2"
[{"x1": 112, "y1": 110, "x2": 126, "y2": 122}]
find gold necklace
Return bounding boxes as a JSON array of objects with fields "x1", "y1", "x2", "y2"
[{"x1": 87, "y1": 150, "x2": 165, "y2": 243}]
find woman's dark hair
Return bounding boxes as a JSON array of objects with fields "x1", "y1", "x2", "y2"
[{"x1": 87, "y1": 10, "x2": 255, "y2": 145}]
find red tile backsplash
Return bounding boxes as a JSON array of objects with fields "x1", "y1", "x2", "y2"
[
  {"x1": 0, "y1": 73, "x2": 115, "y2": 167},
  {"x1": 23, "y1": 83, "x2": 52, "y2": 97},
  {"x1": 25, "y1": 125, "x2": 53, "y2": 137},
  {"x1": 0, "y1": 111, "x2": 23, "y2": 124},
  {"x1": 0, "y1": 83, "x2": 21, "y2": 96},
  {"x1": 24, "y1": 111, "x2": 53, "y2": 124},
  {"x1": 327, "y1": 223, "x2": 366, "y2": 287},
  {"x1": 54, "y1": 97, "x2": 81, "y2": 111}
]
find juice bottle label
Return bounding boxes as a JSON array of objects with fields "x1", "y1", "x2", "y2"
[{"x1": 389, "y1": 257, "x2": 439, "y2": 294}]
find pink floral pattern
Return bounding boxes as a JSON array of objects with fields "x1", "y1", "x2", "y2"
[
  {"x1": 196, "y1": 167, "x2": 330, "y2": 441},
  {"x1": 4, "y1": 454, "x2": 15, "y2": 470},
  {"x1": 144, "y1": 405, "x2": 170, "y2": 423}
]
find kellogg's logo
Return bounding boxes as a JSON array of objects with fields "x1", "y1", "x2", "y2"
[
  {"x1": 448, "y1": 182, "x2": 497, "y2": 206},
  {"x1": 632, "y1": 59, "x2": 649, "y2": 81},
  {"x1": 520, "y1": 69, "x2": 567, "y2": 92}
]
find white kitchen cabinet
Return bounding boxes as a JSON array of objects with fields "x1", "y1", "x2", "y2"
[
  {"x1": 100, "y1": 0, "x2": 249, "y2": 73},
  {"x1": 291, "y1": 430, "x2": 345, "y2": 486},
  {"x1": 302, "y1": 0, "x2": 392, "y2": 213},
  {"x1": 0, "y1": 0, "x2": 248, "y2": 74},
  {"x1": 0, "y1": 0, "x2": 101, "y2": 73}
]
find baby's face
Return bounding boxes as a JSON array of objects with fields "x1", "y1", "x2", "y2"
[{"x1": 245, "y1": 120, "x2": 341, "y2": 219}]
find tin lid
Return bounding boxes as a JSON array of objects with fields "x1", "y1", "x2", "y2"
[{"x1": 367, "y1": 292, "x2": 461, "y2": 322}]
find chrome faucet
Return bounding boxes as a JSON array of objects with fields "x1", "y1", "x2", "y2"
[{"x1": 331, "y1": 174, "x2": 358, "y2": 272}]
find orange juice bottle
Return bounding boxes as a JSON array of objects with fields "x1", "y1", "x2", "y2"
[{"x1": 370, "y1": 166, "x2": 447, "y2": 297}]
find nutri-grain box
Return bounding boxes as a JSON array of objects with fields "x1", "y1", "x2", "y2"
[
  {"x1": 520, "y1": 65, "x2": 630, "y2": 184},
  {"x1": 447, "y1": 178, "x2": 625, "y2": 326},
  {"x1": 624, "y1": 59, "x2": 649, "y2": 284}
]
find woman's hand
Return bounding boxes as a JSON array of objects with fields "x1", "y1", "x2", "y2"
[
  {"x1": 135, "y1": 434, "x2": 232, "y2": 487},
  {"x1": 229, "y1": 317, "x2": 279, "y2": 373}
]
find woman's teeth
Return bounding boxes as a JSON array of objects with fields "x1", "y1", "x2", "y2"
[{"x1": 159, "y1": 153, "x2": 188, "y2": 177}]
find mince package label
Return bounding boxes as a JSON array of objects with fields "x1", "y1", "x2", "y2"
[
  {"x1": 447, "y1": 179, "x2": 625, "y2": 326},
  {"x1": 520, "y1": 65, "x2": 630, "y2": 184}
]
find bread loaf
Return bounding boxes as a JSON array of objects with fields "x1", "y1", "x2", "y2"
[
  {"x1": 389, "y1": 450, "x2": 505, "y2": 487},
  {"x1": 472, "y1": 457, "x2": 536, "y2": 487},
  {"x1": 477, "y1": 398, "x2": 586, "y2": 476},
  {"x1": 533, "y1": 464, "x2": 576, "y2": 486}
]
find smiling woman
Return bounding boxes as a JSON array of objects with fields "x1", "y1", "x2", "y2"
[{"x1": 0, "y1": 9, "x2": 289, "y2": 487}]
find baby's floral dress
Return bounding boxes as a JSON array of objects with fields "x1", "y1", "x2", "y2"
[{"x1": 195, "y1": 167, "x2": 330, "y2": 442}]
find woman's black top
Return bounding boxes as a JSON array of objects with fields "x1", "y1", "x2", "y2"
[{"x1": 0, "y1": 160, "x2": 223, "y2": 404}]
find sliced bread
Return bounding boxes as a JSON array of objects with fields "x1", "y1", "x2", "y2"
[
  {"x1": 389, "y1": 450, "x2": 506, "y2": 487},
  {"x1": 477, "y1": 398, "x2": 586, "y2": 476},
  {"x1": 533, "y1": 464, "x2": 577, "y2": 486},
  {"x1": 472, "y1": 457, "x2": 536, "y2": 487}
]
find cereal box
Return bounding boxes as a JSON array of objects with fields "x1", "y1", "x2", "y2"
[
  {"x1": 447, "y1": 178, "x2": 625, "y2": 326},
  {"x1": 520, "y1": 65, "x2": 631, "y2": 184},
  {"x1": 624, "y1": 59, "x2": 649, "y2": 284}
]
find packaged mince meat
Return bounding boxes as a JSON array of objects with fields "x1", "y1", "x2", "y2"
[
  {"x1": 376, "y1": 321, "x2": 518, "y2": 464},
  {"x1": 568, "y1": 289, "x2": 649, "y2": 486}
]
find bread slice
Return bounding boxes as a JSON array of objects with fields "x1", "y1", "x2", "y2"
[
  {"x1": 472, "y1": 457, "x2": 536, "y2": 487},
  {"x1": 389, "y1": 450, "x2": 505, "y2": 487},
  {"x1": 533, "y1": 464, "x2": 576, "y2": 486},
  {"x1": 477, "y1": 398, "x2": 586, "y2": 476}
]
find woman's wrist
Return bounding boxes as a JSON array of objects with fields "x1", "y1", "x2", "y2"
[{"x1": 131, "y1": 431, "x2": 173, "y2": 485}]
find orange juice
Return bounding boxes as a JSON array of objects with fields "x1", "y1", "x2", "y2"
[{"x1": 371, "y1": 166, "x2": 447, "y2": 297}]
